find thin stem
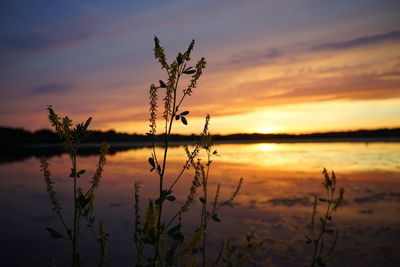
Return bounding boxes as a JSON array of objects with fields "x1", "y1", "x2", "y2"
[
  {"x1": 71, "y1": 152, "x2": 79, "y2": 267},
  {"x1": 153, "y1": 67, "x2": 182, "y2": 266},
  {"x1": 152, "y1": 148, "x2": 161, "y2": 175},
  {"x1": 175, "y1": 91, "x2": 189, "y2": 112},
  {"x1": 168, "y1": 156, "x2": 194, "y2": 192},
  {"x1": 84, "y1": 217, "x2": 110, "y2": 267},
  {"x1": 164, "y1": 162, "x2": 199, "y2": 230},
  {"x1": 201, "y1": 152, "x2": 211, "y2": 267},
  {"x1": 311, "y1": 188, "x2": 334, "y2": 267},
  {"x1": 55, "y1": 210, "x2": 72, "y2": 241}
]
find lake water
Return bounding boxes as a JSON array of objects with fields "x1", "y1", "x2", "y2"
[{"x1": 1, "y1": 142, "x2": 399, "y2": 266}]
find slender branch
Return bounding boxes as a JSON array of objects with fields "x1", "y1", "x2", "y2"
[
  {"x1": 167, "y1": 151, "x2": 197, "y2": 192},
  {"x1": 71, "y1": 152, "x2": 79, "y2": 267},
  {"x1": 201, "y1": 151, "x2": 211, "y2": 267},
  {"x1": 153, "y1": 62, "x2": 182, "y2": 266},
  {"x1": 84, "y1": 216, "x2": 110, "y2": 267}
]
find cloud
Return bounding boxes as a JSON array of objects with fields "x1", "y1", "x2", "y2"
[
  {"x1": 27, "y1": 83, "x2": 74, "y2": 95},
  {"x1": 228, "y1": 47, "x2": 283, "y2": 66},
  {"x1": 216, "y1": 30, "x2": 400, "y2": 71},
  {"x1": 240, "y1": 69, "x2": 400, "y2": 103},
  {"x1": 0, "y1": 15, "x2": 100, "y2": 54},
  {"x1": 185, "y1": 60, "x2": 400, "y2": 118},
  {"x1": 265, "y1": 196, "x2": 313, "y2": 207},
  {"x1": 353, "y1": 192, "x2": 400, "y2": 204},
  {"x1": 311, "y1": 30, "x2": 400, "y2": 51}
]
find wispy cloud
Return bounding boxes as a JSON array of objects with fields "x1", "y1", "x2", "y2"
[
  {"x1": 27, "y1": 83, "x2": 74, "y2": 95},
  {"x1": 228, "y1": 48, "x2": 283, "y2": 66},
  {"x1": 0, "y1": 15, "x2": 100, "y2": 54},
  {"x1": 311, "y1": 30, "x2": 400, "y2": 51},
  {"x1": 218, "y1": 30, "x2": 400, "y2": 71},
  {"x1": 186, "y1": 60, "x2": 400, "y2": 117},
  {"x1": 234, "y1": 68, "x2": 400, "y2": 105}
]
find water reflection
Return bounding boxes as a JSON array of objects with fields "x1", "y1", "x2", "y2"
[{"x1": 0, "y1": 143, "x2": 399, "y2": 266}]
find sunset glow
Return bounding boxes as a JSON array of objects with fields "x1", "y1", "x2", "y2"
[{"x1": 1, "y1": 1, "x2": 399, "y2": 134}]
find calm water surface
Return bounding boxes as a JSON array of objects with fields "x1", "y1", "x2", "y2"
[{"x1": 1, "y1": 142, "x2": 399, "y2": 266}]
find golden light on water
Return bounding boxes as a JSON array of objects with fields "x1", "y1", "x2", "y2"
[
  {"x1": 1, "y1": 142, "x2": 400, "y2": 266},
  {"x1": 209, "y1": 142, "x2": 400, "y2": 173},
  {"x1": 102, "y1": 142, "x2": 400, "y2": 175},
  {"x1": 252, "y1": 143, "x2": 280, "y2": 151}
]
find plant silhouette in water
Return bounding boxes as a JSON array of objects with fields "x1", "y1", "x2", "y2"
[
  {"x1": 40, "y1": 106, "x2": 110, "y2": 267},
  {"x1": 133, "y1": 37, "x2": 253, "y2": 267},
  {"x1": 306, "y1": 168, "x2": 345, "y2": 267}
]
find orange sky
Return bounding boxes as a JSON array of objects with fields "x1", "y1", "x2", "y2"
[{"x1": 0, "y1": 1, "x2": 399, "y2": 134}]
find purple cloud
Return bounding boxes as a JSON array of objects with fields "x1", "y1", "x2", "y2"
[
  {"x1": 229, "y1": 47, "x2": 283, "y2": 66},
  {"x1": 27, "y1": 83, "x2": 74, "y2": 95},
  {"x1": 0, "y1": 15, "x2": 100, "y2": 54},
  {"x1": 215, "y1": 47, "x2": 285, "y2": 69},
  {"x1": 311, "y1": 30, "x2": 400, "y2": 51}
]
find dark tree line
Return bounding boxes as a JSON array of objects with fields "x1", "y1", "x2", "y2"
[{"x1": 1, "y1": 126, "x2": 399, "y2": 148}]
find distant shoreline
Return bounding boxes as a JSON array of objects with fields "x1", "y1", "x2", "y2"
[
  {"x1": 1, "y1": 126, "x2": 399, "y2": 149},
  {"x1": 19, "y1": 136, "x2": 400, "y2": 149},
  {"x1": 1, "y1": 134, "x2": 398, "y2": 164}
]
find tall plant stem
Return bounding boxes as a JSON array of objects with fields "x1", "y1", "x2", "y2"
[
  {"x1": 85, "y1": 217, "x2": 110, "y2": 267},
  {"x1": 71, "y1": 153, "x2": 79, "y2": 267},
  {"x1": 201, "y1": 152, "x2": 211, "y2": 267},
  {"x1": 153, "y1": 70, "x2": 182, "y2": 266},
  {"x1": 311, "y1": 189, "x2": 333, "y2": 267}
]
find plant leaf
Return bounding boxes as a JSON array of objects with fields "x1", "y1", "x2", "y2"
[
  {"x1": 148, "y1": 157, "x2": 155, "y2": 172},
  {"x1": 77, "y1": 194, "x2": 90, "y2": 209},
  {"x1": 168, "y1": 223, "x2": 181, "y2": 236},
  {"x1": 180, "y1": 111, "x2": 189, "y2": 116},
  {"x1": 77, "y1": 169, "x2": 85, "y2": 177},
  {"x1": 167, "y1": 195, "x2": 176, "y2": 202},
  {"x1": 168, "y1": 223, "x2": 184, "y2": 241},
  {"x1": 159, "y1": 80, "x2": 167, "y2": 88},
  {"x1": 211, "y1": 213, "x2": 221, "y2": 222},
  {"x1": 45, "y1": 227, "x2": 64, "y2": 239},
  {"x1": 183, "y1": 69, "x2": 196, "y2": 75},
  {"x1": 177, "y1": 53, "x2": 183, "y2": 65},
  {"x1": 181, "y1": 116, "x2": 188, "y2": 125}
]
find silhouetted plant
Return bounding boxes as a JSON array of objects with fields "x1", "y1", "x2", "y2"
[
  {"x1": 37, "y1": 37, "x2": 347, "y2": 267},
  {"x1": 40, "y1": 106, "x2": 110, "y2": 267},
  {"x1": 306, "y1": 168, "x2": 345, "y2": 267},
  {"x1": 132, "y1": 37, "x2": 256, "y2": 267},
  {"x1": 193, "y1": 133, "x2": 244, "y2": 267},
  {"x1": 133, "y1": 36, "x2": 209, "y2": 266},
  {"x1": 218, "y1": 231, "x2": 263, "y2": 267}
]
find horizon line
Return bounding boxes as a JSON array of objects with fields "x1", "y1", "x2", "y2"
[{"x1": 2, "y1": 125, "x2": 399, "y2": 137}]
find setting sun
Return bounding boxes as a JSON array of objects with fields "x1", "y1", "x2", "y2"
[{"x1": 252, "y1": 125, "x2": 280, "y2": 134}]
